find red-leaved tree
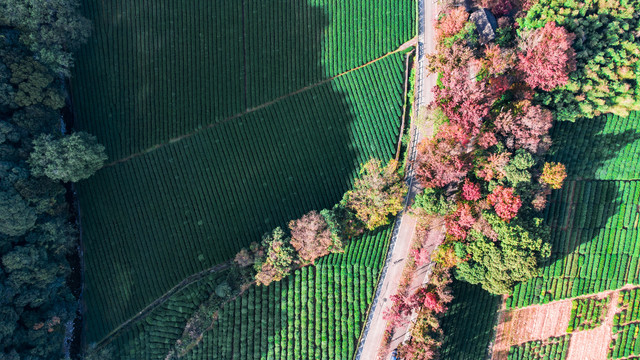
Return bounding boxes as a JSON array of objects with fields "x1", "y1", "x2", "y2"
[
  {"x1": 518, "y1": 21, "x2": 577, "y2": 91},
  {"x1": 461, "y1": 179, "x2": 482, "y2": 201},
  {"x1": 410, "y1": 287, "x2": 446, "y2": 314},
  {"x1": 487, "y1": 186, "x2": 522, "y2": 221}
]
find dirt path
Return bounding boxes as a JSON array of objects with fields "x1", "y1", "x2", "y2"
[
  {"x1": 104, "y1": 39, "x2": 418, "y2": 169},
  {"x1": 94, "y1": 261, "x2": 232, "y2": 349},
  {"x1": 566, "y1": 288, "x2": 625, "y2": 360},
  {"x1": 492, "y1": 285, "x2": 640, "y2": 360},
  {"x1": 492, "y1": 299, "x2": 573, "y2": 360}
]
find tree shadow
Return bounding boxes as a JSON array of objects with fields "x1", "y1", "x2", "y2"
[
  {"x1": 440, "y1": 279, "x2": 501, "y2": 359},
  {"x1": 72, "y1": 0, "x2": 335, "y2": 160},
  {"x1": 547, "y1": 114, "x2": 640, "y2": 181},
  {"x1": 545, "y1": 114, "x2": 640, "y2": 255},
  {"x1": 512, "y1": 113, "x2": 640, "y2": 306},
  {"x1": 72, "y1": 0, "x2": 410, "y2": 347}
]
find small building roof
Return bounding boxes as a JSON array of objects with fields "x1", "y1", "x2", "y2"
[{"x1": 470, "y1": 8, "x2": 498, "y2": 44}]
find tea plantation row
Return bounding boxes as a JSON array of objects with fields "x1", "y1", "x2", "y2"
[{"x1": 108, "y1": 228, "x2": 391, "y2": 359}]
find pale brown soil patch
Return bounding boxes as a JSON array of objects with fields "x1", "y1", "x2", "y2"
[
  {"x1": 565, "y1": 291, "x2": 618, "y2": 360},
  {"x1": 491, "y1": 285, "x2": 640, "y2": 360},
  {"x1": 492, "y1": 298, "x2": 572, "y2": 360}
]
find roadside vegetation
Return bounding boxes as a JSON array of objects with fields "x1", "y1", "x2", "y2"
[{"x1": 385, "y1": 0, "x2": 640, "y2": 358}]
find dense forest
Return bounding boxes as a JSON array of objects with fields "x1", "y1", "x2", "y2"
[{"x1": 0, "y1": 0, "x2": 105, "y2": 358}]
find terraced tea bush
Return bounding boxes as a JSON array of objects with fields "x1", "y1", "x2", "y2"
[
  {"x1": 102, "y1": 228, "x2": 390, "y2": 359},
  {"x1": 614, "y1": 289, "x2": 640, "y2": 329},
  {"x1": 507, "y1": 335, "x2": 571, "y2": 360},
  {"x1": 609, "y1": 323, "x2": 640, "y2": 359},
  {"x1": 567, "y1": 295, "x2": 609, "y2": 333},
  {"x1": 507, "y1": 112, "x2": 640, "y2": 309},
  {"x1": 549, "y1": 113, "x2": 640, "y2": 180},
  {"x1": 73, "y1": 0, "x2": 416, "y2": 159},
  {"x1": 440, "y1": 280, "x2": 501, "y2": 359},
  {"x1": 508, "y1": 180, "x2": 640, "y2": 308},
  {"x1": 78, "y1": 53, "x2": 410, "y2": 342}
]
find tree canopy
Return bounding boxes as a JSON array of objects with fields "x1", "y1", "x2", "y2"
[
  {"x1": 0, "y1": 0, "x2": 97, "y2": 357},
  {"x1": 342, "y1": 159, "x2": 407, "y2": 230},
  {"x1": 520, "y1": 0, "x2": 640, "y2": 121},
  {"x1": 455, "y1": 213, "x2": 551, "y2": 295},
  {"x1": 29, "y1": 132, "x2": 107, "y2": 182}
]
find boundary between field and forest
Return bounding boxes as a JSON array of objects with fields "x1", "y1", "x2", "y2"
[{"x1": 103, "y1": 38, "x2": 417, "y2": 168}]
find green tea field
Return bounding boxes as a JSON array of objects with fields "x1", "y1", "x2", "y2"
[
  {"x1": 72, "y1": 0, "x2": 415, "y2": 346},
  {"x1": 106, "y1": 228, "x2": 391, "y2": 359},
  {"x1": 487, "y1": 112, "x2": 640, "y2": 358},
  {"x1": 508, "y1": 113, "x2": 640, "y2": 309},
  {"x1": 440, "y1": 280, "x2": 501, "y2": 359}
]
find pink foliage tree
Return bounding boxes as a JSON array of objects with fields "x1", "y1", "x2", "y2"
[
  {"x1": 494, "y1": 101, "x2": 553, "y2": 154},
  {"x1": 383, "y1": 294, "x2": 412, "y2": 327},
  {"x1": 461, "y1": 179, "x2": 482, "y2": 201},
  {"x1": 415, "y1": 127, "x2": 471, "y2": 188},
  {"x1": 489, "y1": 75, "x2": 512, "y2": 97},
  {"x1": 491, "y1": 0, "x2": 513, "y2": 16},
  {"x1": 518, "y1": 21, "x2": 577, "y2": 91},
  {"x1": 477, "y1": 130, "x2": 498, "y2": 149},
  {"x1": 475, "y1": 152, "x2": 511, "y2": 182},
  {"x1": 433, "y1": 67, "x2": 492, "y2": 137},
  {"x1": 289, "y1": 210, "x2": 334, "y2": 265},
  {"x1": 411, "y1": 247, "x2": 432, "y2": 267},
  {"x1": 436, "y1": 7, "x2": 469, "y2": 41},
  {"x1": 484, "y1": 44, "x2": 515, "y2": 76},
  {"x1": 445, "y1": 203, "x2": 476, "y2": 240},
  {"x1": 487, "y1": 186, "x2": 522, "y2": 221}
]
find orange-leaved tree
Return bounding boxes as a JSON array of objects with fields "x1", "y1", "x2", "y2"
[{"x1": 343, "y1": 159, "x2": 407, "y2": 230}]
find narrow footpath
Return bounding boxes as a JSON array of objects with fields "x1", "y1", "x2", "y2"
[{"x1": 355, "y1": 0, "x2": 438, "y2": 357}]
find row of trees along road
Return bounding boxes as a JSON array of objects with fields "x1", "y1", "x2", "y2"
[{"x1": 0, "y1": 0, "x2": 106, "y2": 358}]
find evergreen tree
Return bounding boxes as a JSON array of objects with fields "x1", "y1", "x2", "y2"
[{"x1": 29, "y1": 132, "x2": 107, "y2": 182}]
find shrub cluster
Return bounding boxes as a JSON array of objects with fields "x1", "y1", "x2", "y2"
[{"x1": 234, "y1": 159, "x2": 407, "y2": 286}]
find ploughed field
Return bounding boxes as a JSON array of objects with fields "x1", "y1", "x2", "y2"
[{"x1": 72, "y1": 0, "x2": 415, "y2": 346}]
